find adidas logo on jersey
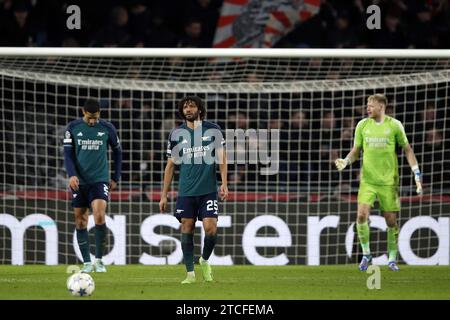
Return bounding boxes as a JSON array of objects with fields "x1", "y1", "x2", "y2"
[
  {"x1": 97, "y1": 132, "x2": 105, "y2": 137},
  {"x1": 202, "y1": 136, "x2": 211, "y2": 141},
  {"x1": 77, "y1": 132, "x2": 83, "y2": 136},
  {"x1": 176, "y1": 209, "x2": 184, "y2": 213}
]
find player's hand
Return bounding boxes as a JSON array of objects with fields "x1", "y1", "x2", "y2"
[
  {"x1": 159, "y1": 196, "x2": 168, "y2": 213},
  {"x1": 335, "y1": 158, "x2": 349, "y2": 171},
  {"x1": 414, "y1": 171, "x2": 423, "y2": 195},
  {"x1": 220, "y1": 184, "x2": 229, "y2": 201},
  {"x1": 109, "y1": 180, "x2": 117, "y2": 191},
  {"x1": 415, "y1": 181, "x2": 423, "y2": 195},
  {"x1": 69, "y1": 176, "x2": 79, "y2": 191}
]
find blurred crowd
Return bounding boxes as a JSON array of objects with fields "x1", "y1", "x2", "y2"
[
  {"x1": 211, "y1": 93, "x2": 450, "y2": 194},
  {"x1": 0, "y1": 0, "x2": 449, "y2": 48},
  {"x1": 87, "y1": 91, "x2": 450, "y2": 195},
  {"x1": 279, "y1": 0, "x2": 450, "y2": 49},
  {"x1": 0, "y1": 0, "x2": 222, "y2": 48},
  {"x1": 1, "y1": 0, "x2": 450, "y2": 196},
  {"x1": 1, "y1": 86, "x2": 449, "y2": 195}
]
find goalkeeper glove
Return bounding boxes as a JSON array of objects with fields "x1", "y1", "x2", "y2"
[
  {"x1": 335, "y1": 157, "x2": 350, "y2": 171},
  {"x1": 412, "y1": 165, "x2": 422, "y2": 195}
]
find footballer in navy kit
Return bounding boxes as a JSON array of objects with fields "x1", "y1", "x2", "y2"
[
  {"x1": 64, "y1": 98, "x2": 122, "y2": 273},
  {"x1": 160, "y1": 95, "x2": 228, "y2": 284}
]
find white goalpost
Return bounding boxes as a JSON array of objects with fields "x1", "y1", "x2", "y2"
[{"x1": 0, "y1": 48, "x2": 449, "y2": 266}]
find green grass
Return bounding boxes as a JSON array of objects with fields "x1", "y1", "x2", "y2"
[{"x1": 0, "y1": 265, "x2": 449, "y2": 300}]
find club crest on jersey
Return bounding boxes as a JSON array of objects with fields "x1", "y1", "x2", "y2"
[
  {"x1": 97, "y1": 132, "x2": 106, "y2": 137},
  {"x1": 385, "y1": 128, "x2": 391, "y2": 135},
  {"x1": 65, "y1": 131, "x2": 71, "y2": 139}
]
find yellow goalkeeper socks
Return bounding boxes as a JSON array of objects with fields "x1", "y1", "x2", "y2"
[
  {"x1": 357, "y1": 222, "x2": 371, "y2": 255},
  {"x1": 387, "y1": 226, "x2": 399, "y2": 262}
]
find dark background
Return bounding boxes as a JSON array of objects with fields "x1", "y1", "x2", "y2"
[{"x1": 0, "y1": 0, "x2": 449, "y2": 48}]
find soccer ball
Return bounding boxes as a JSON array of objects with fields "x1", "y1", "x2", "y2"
[{"x1": 67, "y1": 273, "x2": 95, "y2": 297}]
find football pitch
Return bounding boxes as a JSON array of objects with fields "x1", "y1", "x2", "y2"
[{"x1": 0, "y1": 265, "x2": 449, "y2": 300}]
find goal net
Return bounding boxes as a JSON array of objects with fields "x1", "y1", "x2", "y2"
[{"x1": 1, "y1": 48, "x2": 449, "y2": 266}]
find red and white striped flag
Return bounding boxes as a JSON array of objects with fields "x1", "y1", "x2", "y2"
[{"x1": 213, "y1": 0, "x2": 321, "y2": 48}]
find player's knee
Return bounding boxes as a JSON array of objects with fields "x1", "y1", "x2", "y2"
[
  {"x1": 357, "y1": 212, "x2": 368, "y2": 224},
  {"x1": 386, "y1": 221, "x2": 397, "y2": 228},
  {"x1": 75, "y1": 218, "x2": 88, "y2": 229},
  {"x1": 383, "y1": 212, "x2": 397, "y2": 227},
  {"x1": 181, "y1": 226, "x2": 194, "y2": 234},
  {"x1": 92, "y1": 209, "x2": 106, "y2": 224},
  {"x1": 204, "y1": 227, "x2": 217, "y2": 237},
  {"x1": 181, "y1": 221, "x2": 195, "y2": 233},
  {"x1": 93, "y1": 216, "x2": 105, "y2": 225},
  {"x1": 385, "y1": 218, "x2": 397, "y2": 228},
  {"x1": 91, "y1": 200, "x2": 107, "y2": 212},
  {"x1": 202, "y1": 217, "x2": 217, "y2": 235}
]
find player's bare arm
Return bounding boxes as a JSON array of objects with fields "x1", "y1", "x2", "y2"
[
  {"x1": 160, "y1": 157, "x2": 175, "y2": 212},
  {"x1": 335, "y1": 145, "x2": 361, "y2": 171},
  {"x1": 218, "y1": 148, "x2": 228, "y2": 201}
]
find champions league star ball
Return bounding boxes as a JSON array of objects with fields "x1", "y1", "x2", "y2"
[{"x1": 67, "y1": 273, "x2": 95, "y2": 297}]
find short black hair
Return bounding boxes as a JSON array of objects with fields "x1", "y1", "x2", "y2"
[
  {"x1": 84, "y1": 98, "x2": 100, "y2": 113},
  {"x1": 177, "y1": 95, "x2": 206, "y2": 120}
]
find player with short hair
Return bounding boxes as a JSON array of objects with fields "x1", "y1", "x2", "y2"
[
  {"x1": 63, "y1": 98, "x2": 122, "y2": 273},
  {"x1": 160, "y1": 95, "x2": 228, "y2": 284},
  {"x1": 335, "y1": 94, "x2": 422, "y2": 271}
]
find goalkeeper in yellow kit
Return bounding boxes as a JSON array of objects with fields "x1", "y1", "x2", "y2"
[{"x1": 335, "y1": 94, "x2": 422, "y2": 271}]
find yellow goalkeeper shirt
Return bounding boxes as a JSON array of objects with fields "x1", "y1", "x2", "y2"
[{"x1": 354, "y1": 116, "x2": 409, "y2": 186}]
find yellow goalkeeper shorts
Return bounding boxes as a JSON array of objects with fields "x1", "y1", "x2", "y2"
[{"x1": 358, "y1": 182, "x2": 400, "y2": 212}]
